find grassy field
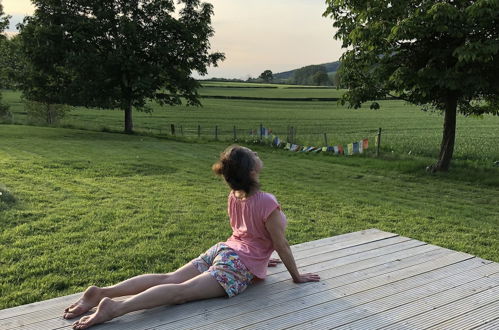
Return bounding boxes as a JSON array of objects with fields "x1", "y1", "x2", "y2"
[
  {"x1": 2, "y1": 85, "x2": 499, "y2": 166},
  {"x1": 0, "y1": 124, "x2": 498, "y2": 309}
]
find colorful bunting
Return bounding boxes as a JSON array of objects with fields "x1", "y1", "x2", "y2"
[
  {"x1": 255, "y1": 126, "x2": 371, "y2": 158},
  {"x1": 338, "y1": 145, "x2": 344, "y2": 155}
]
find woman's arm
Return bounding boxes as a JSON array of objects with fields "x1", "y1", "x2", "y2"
[{"x1": 265, "y1": 209, "x2": 320, "y2": 283}]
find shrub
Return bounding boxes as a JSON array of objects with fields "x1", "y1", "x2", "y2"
[
  {"x1": 0, "y1": 186, "x2": 16, "y2": 211},
  {"x1": 0, "y1": 94, "x2": 12, "y2": 123},
  {"x1": 25, "y1": 100, "x2": 71, "y2": 125}
]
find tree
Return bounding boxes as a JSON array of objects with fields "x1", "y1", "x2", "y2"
[
  {"x1": 324, "y1": 0, "x2": 499, "y2": 172},
  {"x1": 20, "y1": 0, "x2": 224, "y2": 134},
  {"x1": 259, "y1": 70, "x2": 273, "y2": 83},
  {"x1": 0, "y1": 35, "x2": 24, "y2": 90},
  {"x1": 311, "y1": 71, "x2": 331, "y2": 86},
  {"x1": 0, "y1": 2, "x2": 11, "y2": 119},
  {"x1": 292, "y1": 65, "x2": 329, "y2": 85}
]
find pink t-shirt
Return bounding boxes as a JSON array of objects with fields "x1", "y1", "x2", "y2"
[{"x1": 225, "y1": 190, "x2": 287, "y2": 279}]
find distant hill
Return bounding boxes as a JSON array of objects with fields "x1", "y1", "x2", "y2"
[{"x1": 273, "y1": 61, "x2": 341, "y2": 80}]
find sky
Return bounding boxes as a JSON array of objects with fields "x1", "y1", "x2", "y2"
[{"x1": 2, "y1": 0, "x2": 344, "y2": 79}]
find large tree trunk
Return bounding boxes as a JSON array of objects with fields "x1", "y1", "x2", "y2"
[
  {"x1": 428, "y1": 96, "x2": 458, "y2": 172},
  {"x1": 124, "y1": 100, "x2": 133, "y2": 134}
]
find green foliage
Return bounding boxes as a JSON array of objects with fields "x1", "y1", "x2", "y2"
[
  {"x1": 311, "y1": 71, "x2": 331, "y2": 86},
  {"x1": 293, "y1": 65, "x2": 331, "y2": 86},
  {"x1": 259, "y1": 70, "x2": 274, "y2": 83},
  {"x1": 0, "y1": 2, "x2": 9, "y2": 33},
  {"x1": 324, "y1": 0, "x2": 499, "y2": 171},
  {"x1": 18, "y1": 0, "x2": 225, "y2": 133},
  {"x1": 0, "y1": 2, "x2": 11, "y2": 115},
  {"x1": 0, "y1": 92, "x2": 11, "y2": 122},
  {"x1": 25, "y1": 100, "x2": 71, "y2": 125},
  {"x1": 323, "y1": 0, "x2": 499, "y2": 114},
  {"x1": 0, "y1": 35, "x2": 25, "y2": 90}
]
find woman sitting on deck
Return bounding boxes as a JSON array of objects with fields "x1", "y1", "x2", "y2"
[{"x1": 64, "y1": 145, "x2": 320, "y2": 330}]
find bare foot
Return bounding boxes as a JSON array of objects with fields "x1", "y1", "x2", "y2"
[
  {"x1": 72, "y1": 297, "x2": 118, "y2": 330},
  {"x1": 63, "y1": 286, "x2": 103, "y2": 319}
]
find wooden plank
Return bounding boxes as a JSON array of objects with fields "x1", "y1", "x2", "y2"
[
  {"x1": 99, "y1": 245, "x2": 452, "y2": 330},
  {"x1": 3, "y1": 230, "x2": 496, "y2": 330},
  {"x1": 383, "y1": 280, "x2": 499, "y2": 329},
  {"x1": 0, "y1": 293, "x2": 80, "y2": 321},
  {"x1": 284, "y1": 228, "x2": 385, "y2": 252},
  {"x1": 0, "y1": 234, "x2": 409, "y2": 329},
  {"x1": 331, "y1": 275, "x2": 499, "y2": 329},
  {"x1": 156, "y1": 252, "x2": 479, "y2": 330},
  {"x1": 471, "y1": 317, "x2": 499, "y2": 330},
  {"x1": 0, "y1": 229, "x2": 389, "y2": 321},
  {"x1": 6, "y1": 237, "x2": 427, "y2": 330},
  {"x1": 278, "y1": 230, "x2": 398, "y2": 261},
  {"x1": 266, "y1": 238, "x2": 421, "y2": 282},
  {"x1": 205, "y1": 256, "x2": 492, "y2": 330},
  {"x1": 426, "y1": 300, "x2": 499, "y2": 330}
]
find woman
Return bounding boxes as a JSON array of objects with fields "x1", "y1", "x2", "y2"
[{"x1": 65, "y1": 145, "x2": 320, "y2": 330}]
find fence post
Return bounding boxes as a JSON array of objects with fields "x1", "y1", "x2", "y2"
[
  {"x1": 259, "y1": 123, "x2": 263, "y2": 142},
  {"x1": 323, "y1": 133, "x2": 328, "y2": 146},
  {"x1": 170, "y1": 124, "x2": 175, "y2": 136},
  {"x1": 215, "y1": 125, "x2": 218, "y2": 140},
  {"x1": 233, "y1": 126, "x2": 237, "y2": 141},
  {"x1": 198, "y1": 125, "x2": 201, "y2": 138},
  {"x1": 376, "y1": 127, "x2": 382, "y2": 157}
]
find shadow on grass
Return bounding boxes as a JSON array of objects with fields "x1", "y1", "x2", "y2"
[{"x1": 0, "y1": 185, "x2": 17, "y2": 211}]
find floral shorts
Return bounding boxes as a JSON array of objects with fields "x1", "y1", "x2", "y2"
[{"x1": 191, "y1": 242, "x2": 254, "y2": 297}]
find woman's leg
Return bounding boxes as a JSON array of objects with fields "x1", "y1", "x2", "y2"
[
  {"x1": 63, "y1": 262, "x2": 201, "y2": 319},
  {"x1": 72, "y1": 272, "x2": 225, "y2": 330}
]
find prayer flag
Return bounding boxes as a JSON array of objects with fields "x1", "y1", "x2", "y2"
[
  {"x1": 353, "y1": 142, "x2": 359, "y2": 154},
  {"x1": 327, "y1": 146, "x2": 334, "y2": 153},
  {"x1": 285, "y1": 143, "x2": 291, "y2": 150},
  {"x1": 363, "y1": 138, "x2": 369, "y2": 150},
  {"x1": 347, "y1": 143, "x2": 354, "y2": 155},
  {"x1": 358, "y1": 141, "x2": 363, "y2": 154},
  {"x1": 322, "y1": 147, "x2": 328, "y2": 152},
  {"x1": 333, "y1": 146, "x2": 339, "y2": 154},
  {"x1": 338, "y1": 145, "x2": 344, "y2": 155},
  {"x1": 375, "y1": 135, "x2": 379, "y2": 147}
]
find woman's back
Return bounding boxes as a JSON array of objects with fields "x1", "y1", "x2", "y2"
[{"x1": 225, "y1": 190, "x2": 287, "y2": 279}]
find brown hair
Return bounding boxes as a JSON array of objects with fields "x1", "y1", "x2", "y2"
[{"x1": 212, "y1": 145, "x2": 260, "y2": 195}]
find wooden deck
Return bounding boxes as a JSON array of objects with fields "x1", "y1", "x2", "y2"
[{"x1": 1, "y1": 229, "x2": 498, "y2": 329}]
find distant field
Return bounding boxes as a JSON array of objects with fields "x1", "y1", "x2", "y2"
[
  {"x1": 2, "y1": 82, "x2": 499, "y2": 165},
  {"x1": 198, "y1": 81, "x2": 345, "y2": 98},
  {"x1": 0, "y1": 125, "x2": 498, "y2": 309}
]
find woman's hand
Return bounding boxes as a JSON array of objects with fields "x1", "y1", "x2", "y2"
[
  {"x1": 292, "y1": 273, "x2": 321, "y2": 283},
  {"x1": 268, "y1": 258, "x2": 282, "y2": 267}
]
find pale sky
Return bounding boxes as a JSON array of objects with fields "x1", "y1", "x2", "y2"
[{"x1": 2, "y1": 0, "x2": 343, "y2": 79}]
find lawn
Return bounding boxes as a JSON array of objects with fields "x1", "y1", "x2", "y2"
[
  {"x1": 2, "y1": 87, "x2": 499, "y2": 165},
  {"x1": 0, "y1": 125, "x2": 498, "y2": 309}
]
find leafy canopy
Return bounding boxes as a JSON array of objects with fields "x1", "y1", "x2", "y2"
[
  {"x1": 19, "y1": 0, "x2": 224, "y2": 112},
  {"x1": 324, "y1": 0, "x2": 499, "y2": 115}
]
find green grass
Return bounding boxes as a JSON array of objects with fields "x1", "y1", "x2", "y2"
[
  {"x1": 0, "y1": 125, "x2": 498, "y2": 309},
  {"x1": 3, "y1": 87, "x2": 499, "y2": 165}
]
